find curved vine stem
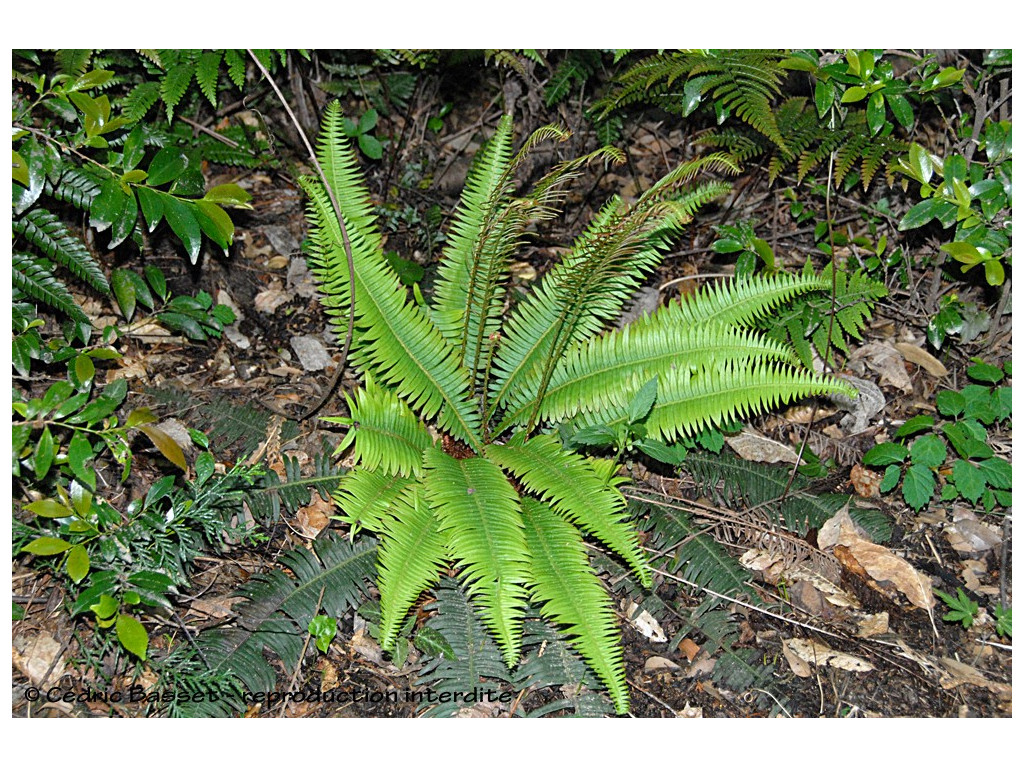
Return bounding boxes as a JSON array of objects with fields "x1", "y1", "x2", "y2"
[{"x1": 247, "y1": 51, "x2": 356, "y2": 421}]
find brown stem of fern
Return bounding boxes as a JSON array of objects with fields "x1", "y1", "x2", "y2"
[{"x1": 247, "y1": 50, "x2": 357, "y2": 421}]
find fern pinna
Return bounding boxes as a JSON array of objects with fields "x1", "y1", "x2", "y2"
[{"x1": 303, "y1": 101, "x2": 855, "y2": 714}]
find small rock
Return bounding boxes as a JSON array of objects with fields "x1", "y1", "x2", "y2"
[
  {"x1": 262, "y1": 225, "x2": 300, "y2": 256},
  {"x1": 290, "y1": 335, "x2": 333, "y2": 372},
  {"x1": 286, "y1": 256, "x2": 318, "y2": 298}
]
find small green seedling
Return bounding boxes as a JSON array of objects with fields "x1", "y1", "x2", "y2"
[{"x1": 934, "y1": 587, "x2": 979, "y2": 629}]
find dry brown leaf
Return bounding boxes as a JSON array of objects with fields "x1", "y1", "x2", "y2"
[
  {"x1": 623, "y1": 601, "x2": 667, "y2": 642},
  {"x1": 725, "y1": 429, "x2": 800, "y2": 464},
  {"x1": 856, "y1": 612, "x2": 890, "y2": 638},
  {"x1": 849, "y1": 341, "x2": 913, "y2": 392},
  {"x1": 819, "y1": 507, "x2": 935, "y2": 611},
  {"x1": 644, "y1": 656, "x2": 681, "y2": 673},
  {"x1": 894, "y1": 342, "x2": 949, "y2": 377},
  {"x1": 294, "y1": 496, "x2": 332, "y2": 538},
  {"x1": 254, "y1": 281, "x2": 291, "y2": 313},
  {"x1": 938, "y1": 657, "x2": 1012, "y2": 698},
  {"x1": 782, "y1": 640, "x2": 813, "y2": 678},
  {"x1": 679, "y1": 638, "x2": 701, "y2": 662},
  {"x1": 783, "y1": 638, "x2": 875, "y2": 673}
]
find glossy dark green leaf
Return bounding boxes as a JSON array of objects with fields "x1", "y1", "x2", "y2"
[
  {"x1": 194, "y1": 451, "x2": 216, "y2": 486},
  {"x1": 122, "y1": 126, "x2": 146, "y2": 171},
  {"x1": 637, "y1": 438, "x2": 689, "y2": 465},
  {"x1": 866, "y1": 92, "x2": 885, "y2": 134},
  {"x1": 89, "y1": 177, "x2": 129, "y2": 233},
  {"x1": 68, "y1": 431, "x2": 97, "y2": 488},
  {"x1": 898, "y1": 197, "x2": 950, "y2": 230},
  {"x1": 34, "y1": 426, "x2": 55, "y2": 480},
  {"x1": 52, "y1": 391, "x2": 90, "y2": 420},
  {"x1": 73, "y1": 354, "x2": 96, "y2": 390},
  {"x1": 135, "y1": 186, "x2": 164, "y2": 232},
  {"x1": 814, "y1": 80, "x2": 835, "y2": 118},
  {"x1": 194, "y1": 201, "x2": 234, "y2": 251},
  {"x1": 162, "y1": 197, "x2": 202, "y2": 263},
  {"x1": 13, "y1": 137, "x2": 47, "y2": 214},
  {"x1": 146, "y1": 146, "x2": 188, "y2": 187},
  {"x1": 67, "y1": 394, "x2": 120, "y2": 426},
  {"x1": 886, "y1": 93, "x2": 914, "y2": 129}
]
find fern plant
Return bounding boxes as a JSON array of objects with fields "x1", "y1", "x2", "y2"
[{"x1": 302, "y1": 101, "x2": 856, "y2": 713}]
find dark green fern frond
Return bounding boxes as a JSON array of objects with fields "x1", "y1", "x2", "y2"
[
  {"x1": 45, "y1": 166, "x2": 103, "y2": 211},
  {"x1": 12, "y1": 251, "x2": 92, "y2": 328},
  {"x1": 245, "y1": 451, "x2": 346, "y2": 524},
  {"x1": 597, "y1": 50, "x2": 791, "y2": 152},
  {"x1": 631, "y1": 496, "x2": 758, "y2": 600},
  {"x1": 14, "y1": 208, "x2": 110, "y2": 294},
  {"x1": 684, "y1": 450, "x2": 892, "y2": 542},
  {"x1": 520, "y1": 497, "x2": 629, "y2": 714},
  {"x1": 422, "y1": 448, "x2": 530, "y2": 666},
  {"x1": 488, "y1": 433, "x2": 650, "y2": 587},
  {"x1": 198, "y1": 534, "x2": 377, "y2": 692},
  {"x1": 514, "y1": 618, "x2": 615, "y2": 717},
  {"x1": 121, "y1": 80, "x2": 162, "y2": 123},
  {"x1": 415, "y1": 577, "x2": 512, "y2": 717},
  {"x1": 760, "y1": 262, "x2": 887, "y2": 369}
]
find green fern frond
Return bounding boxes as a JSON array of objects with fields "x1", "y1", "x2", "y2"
[
  {"x1": 45, "y1": 166, "x2": 103, "y2": 210},
  {"x1": 520, "y1": 497, "x2": 629, "y2": 714},
  {"x1": 488, "y1": 433, "x2": 649, "y2": 587},
  {"x1": 195, "y1": 50, "x2": 222, "y2": 107},
  {"x1": 198, "y1": 534, "x2": 376, "y2": 692},
  {"x1": 333, "y1": 377, "x2": 434, "y2": 478},
  {"x1": 12, "y1": 251, "x2": 92, "y2": 328},
  {"x1": 415, "y1": 577, "x2": 512, "y2": 716},
  {"x1": 158, "y1": 50, "x2": 199, "y2": 122},
  {"x1": 527, "y1": 323, "x2": 799, "y2": 427},
  {"x1": 245, "y1": 450, "x2": 345, "y2": 524},
  {"x1": 423, "y1": 448, "x2": 530, "y2": 666},
  {"x1": 302, "y1": 101, "x2": 483, "y2": 450},
  {"x1": 633, "y1": 496, "x2": 758, "y2": 600},
  {"x1": 14, "y1": 208, "x2": 109, "y2": 294},
  {"x1": 332, "y1": 467, "x2": 416, "y2": 534},
  {"x1": 121, "y1": 80, "x2": 162, "y2": 123},
  {"x1": 761, "y1": 262, "x2": 887, "y2": 368},
  {"x1": 376, "y1": 487, "x2": 449, "y2": 654},
  {"x1": 572, "y1": 358, "x2": 854, "y2": 443},
  {"x1": 55, "y1": 49, "x2": 93, "y2": 77}
]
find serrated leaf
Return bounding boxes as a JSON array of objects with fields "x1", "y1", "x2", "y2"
[
  {"x1": 862, "y1": 442, "x2": 909, "y2": 467},
  {"x1": 902, "y1": 463, "x2": 935, "y2": 510},
  {"x1": 626, "y1": 376, "x2": 658, "y2": 424},
  {"x1": 951, "y1": 460, "x2": 985, "y2": 503},
  {"x1": 909, "y1": 434, "x2": 947, "y2": 468}
]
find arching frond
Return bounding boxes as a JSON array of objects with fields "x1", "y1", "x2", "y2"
[
  {"x1": 302, "y1": 101, "x2": 483, "y2": 450},
  {"x1": 332, "y1": 467, "x2": 416, "y2": 535},
  {"x1": 423, "y1": 448, "x2": 530, "y2": 666},
  {"x1": 570, "y1": 359, "x2": 856, "y2": 443},
  {"x1": 333, "y1": 377, "x2": 433, "y2": 478},
  {"x1": 488, "y1": 433, "x2": 649, "y2": 587},
  {"x1": 520, "y1": 497, "x2": 630, "y2": 714}
]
